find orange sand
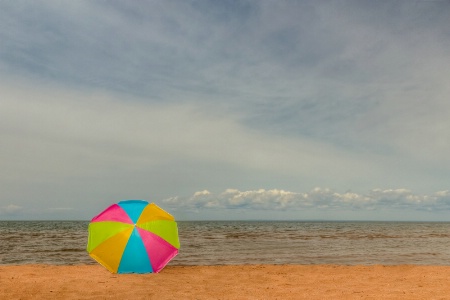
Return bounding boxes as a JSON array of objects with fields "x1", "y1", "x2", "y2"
[{"x1": 1, "y1": 264, "x2": 450, "y2": 299}]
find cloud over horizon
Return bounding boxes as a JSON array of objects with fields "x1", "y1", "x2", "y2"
[{"x1": 164, "y1": 188, "x2": 450, "y2": 213}]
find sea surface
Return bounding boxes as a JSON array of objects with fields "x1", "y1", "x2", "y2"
[{"x1": 2, "y1": 221, "x2": 450, "y2": 266}]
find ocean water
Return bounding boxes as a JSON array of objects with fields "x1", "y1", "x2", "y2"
[{"x1": 1, "y1": 221, "x2": 450, "y2": 266}]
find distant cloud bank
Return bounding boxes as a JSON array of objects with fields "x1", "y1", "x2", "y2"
[
  {"x1": 164, "y1": 188, "x2": 450, "y2": 212},
  {"x1": 0, "y1": 204, "x2": 23, "y2": 215}
]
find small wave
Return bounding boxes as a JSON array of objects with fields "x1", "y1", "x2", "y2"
[
  {"x1": 59, "y1": 248, "x2": 86, "y2": 252},
  {"x1": 225, "y1": 233, "x2": 262, "y2": 239},
  {"x1": 419, "y1": 233, "x2": 450, "y2": 238}
]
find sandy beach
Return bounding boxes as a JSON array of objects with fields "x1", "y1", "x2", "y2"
[{"x1": 2, "y1": 264, "x2": 450, "y2": 299}]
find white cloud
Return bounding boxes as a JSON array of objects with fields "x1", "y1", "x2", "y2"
[
  {"x1": 193, "y1": 190, "x2": 211, "y2": 197},
  {"x1": 164, "y1": 188, "x2": 450, "y2": 212}
]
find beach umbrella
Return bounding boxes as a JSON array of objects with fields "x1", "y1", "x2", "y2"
[{"x1": 87, "y1": 200, "x2": 180, "y2": 273}]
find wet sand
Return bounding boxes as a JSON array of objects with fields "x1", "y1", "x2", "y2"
[{"x1": 1, "y1": 264, "x2": 450, "y2": 299}]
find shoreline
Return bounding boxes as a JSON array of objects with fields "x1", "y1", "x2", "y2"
[{"x1": 2, "y1": 264, "x2": 450, "y2": 299}]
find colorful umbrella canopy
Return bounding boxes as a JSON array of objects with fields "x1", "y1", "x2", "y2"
[{"x1": 87, "y1": 200, "x2": 180, "y2": 273}]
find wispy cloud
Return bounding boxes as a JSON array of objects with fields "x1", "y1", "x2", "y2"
[
  {"x1": 1, "y1": 80, "x2": 390, "y2": 197},
  {"x1": 0, "y1": 204, "x2": 23, "y2": 215},
  {"x1": 2, "y1": 1, "x2": 449, "y2": 147},
  {"x1": 46, "y1": 207, "x2": 76, "y2": 212},
  {"x1": 1, "y1": 1, "x2": 449, "y2": 220}
]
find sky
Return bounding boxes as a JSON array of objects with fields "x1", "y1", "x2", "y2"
[{"x1": 1, "y1": 0, "x2": 450, "y2": 221}]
